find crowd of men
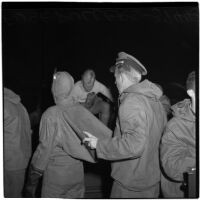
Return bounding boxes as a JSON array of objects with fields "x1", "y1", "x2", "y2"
[{"x1": 4, "y1": 51, "x2": 196, "y2": 198}]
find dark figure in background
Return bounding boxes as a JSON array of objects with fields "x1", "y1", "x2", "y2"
[
  {"x1": 156, "y1": 84, "x2": 172, "y2": 119},
  {"x1": 165, "y1": 82, "x2": 188, "y2": 106},
  {"x1": 29, "y1": 102, "x2": 42, "y2": 152},
  {"x1": 84, "y1": 92, "x2": 115, "y2": 129},
  {"x1": 160, "y1": 94, "x2": 171, "y2": 118},
  {"x1": 29, "y1": 103, "x2": 42, "y2": 128},
  {"x1": 160, "y1": 71, "x2": 196, "y2": 197},
  {"x1": 4, "y1": 88, "x2": 32, "y2": 197},
  {"x1": 83, "y1": 52, "x2": 167, "y2": 198}
]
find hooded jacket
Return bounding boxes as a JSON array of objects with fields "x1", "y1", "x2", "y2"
[
  {"x1": 31, "y1": 102, "x2": 112, "y2": 171},
  {"x1": 96, "y1": 79, "x2": 167, "y2": 190},
  {"x1": 4, "y1": 88, "x2": 32, "y2": 170},
  {"x1": 31, "y1": 71, "x2": 112, "y2": 197},
  {"x1": 160, "y1": 99, "x2": 196, "y2": 197}
]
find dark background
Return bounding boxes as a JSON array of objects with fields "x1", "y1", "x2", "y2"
[{"x1": 2, "y1": 2, "x2": 199, "y2": 113}]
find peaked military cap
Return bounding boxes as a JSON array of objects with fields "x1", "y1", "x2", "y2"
[{"x1": 110, "y1": 52, "x2": 147, "y2": 76}]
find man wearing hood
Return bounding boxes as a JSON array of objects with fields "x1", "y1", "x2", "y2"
[
  {"x1": 83, "y1": 52, "x2": 167, "y2": 198},
  {"x1": 4, "y1": 88, "x2": 32, "y2": 197},
  {"x1": 160, "y1": 71, "x2": 196, "y2": 197},
  {"x1": 25, "y1": 71, "x2": 112, "y2": 198}
]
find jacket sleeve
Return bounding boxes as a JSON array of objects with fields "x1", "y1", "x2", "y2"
[
  {"x1": 160, "y1": 124, "x2": 196, "y2": 181},
  {"x1": 96, "y1": 97, "x2": 147, "y2": 160},
  {"x1": 4, "y1": 105, "x2": 18, "y2": 162},
  {"x1": 31, "y1": 114, "x2": 57, "y2": 171},
  {"x1": 4, "y1": 104, "x2": 16, "y2": 132}
]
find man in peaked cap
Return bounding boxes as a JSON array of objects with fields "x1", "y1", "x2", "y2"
[
  {"x1": 83, "y1": 52, "x2": 167, "y2": 198},
  {"x1": 110, "y1": 51, "x2": 148, "y2": 75}
]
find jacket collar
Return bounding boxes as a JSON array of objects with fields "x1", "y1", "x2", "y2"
[{"x1": 119, "y1": 79, "x2": 163, "y2": 103}]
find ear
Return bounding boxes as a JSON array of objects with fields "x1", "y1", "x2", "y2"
[
  {"x1": 115, "y1": 73, "x2": 123, "y2": 83},
  {"x1": 120, "y1": 73, "x2": 127, "y2": 83},
  {"x1": 187, "y1": 89, "x2": 195, "y2": 98}
]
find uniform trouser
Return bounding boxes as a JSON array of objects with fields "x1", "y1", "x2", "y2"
[
  {"x1": 41, "y1": 161, "x2": 85, "y2": 198},
  {"x1": 161, "y1": 175, "x2": 184, "y2": 198},
  {"x1": 4, "y1": 169, "x2": 26, "y2": 198},
  {"x1": 110, "y1": 180, "x2": 160, "y2": 198}
]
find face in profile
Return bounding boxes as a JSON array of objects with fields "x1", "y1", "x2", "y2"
[
  {"x1": 82, "y1": 73, "x2": 95, "y2": 92},
  {"x1": 114, "y1": 71, "x2": 123, "y2": 94}
]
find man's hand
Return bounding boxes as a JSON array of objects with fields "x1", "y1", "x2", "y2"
[{"x1": 83, "y1": 131, "x2": 98, "y2": 149}]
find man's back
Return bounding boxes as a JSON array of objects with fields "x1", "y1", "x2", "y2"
[
  {"x1": 4, "y1": 88, "x2": 32, "y2": 197},
  {"x1": 160, "y1": 99, "x2": 195, "y2": 197},
  {"x1": 112, "y1": 80, "x2": 167, "y2": 189},
  {"x1": 95, "y1": 80, "x2": 167, "y2": 190},
  {"x1": 4, "y1": 88, "x2": 32, "y2": 170}
]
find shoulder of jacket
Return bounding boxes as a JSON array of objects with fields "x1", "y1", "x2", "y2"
[
  {"x1": 42, "y1": 106, "x2": 59, "y2": 120},
  {"x1": 122, "y1": 93, "x2": 146, "y2": 106},
  {"x1": 119, "y1": 94, "x2": 146, "y2": 115},
  {"x1": 4, "y1": 100, "x2": 18, "y2": 114},
  {"x1": 4, "y1": 102, "x2": 13, "y2": 116},
  {"x1": 166, "y1": 116, "x2": 183, "y2": 131}
]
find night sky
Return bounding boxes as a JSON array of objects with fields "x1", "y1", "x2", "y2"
[{"x1": 2, "y1": 2, "x2": 199, "y2": 113}]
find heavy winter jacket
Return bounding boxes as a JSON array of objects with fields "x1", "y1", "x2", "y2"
[
  {"x1": 4, "y1": 88, "x2": 32, "y2": 171},
  {"x1": 31, "y1": 102, "x2": 112, "y2": 197},
  {"x1": 160, "y1": 99, "x2": 196, "y2": 197},
  {"x1": 31, "y1": 103, "x2": 112, "y2": 170},
  {"x1": 96, "y1": 79, "x2": 167, "y2": 190}
]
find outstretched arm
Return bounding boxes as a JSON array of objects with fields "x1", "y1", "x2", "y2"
[{"x1": 84, "y1": 97, "x2": 147, "y2": 161}]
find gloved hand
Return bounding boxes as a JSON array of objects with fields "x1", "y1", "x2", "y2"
[{"x1": 24, "y1": 165, "x2": 43, "y2": 198}]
